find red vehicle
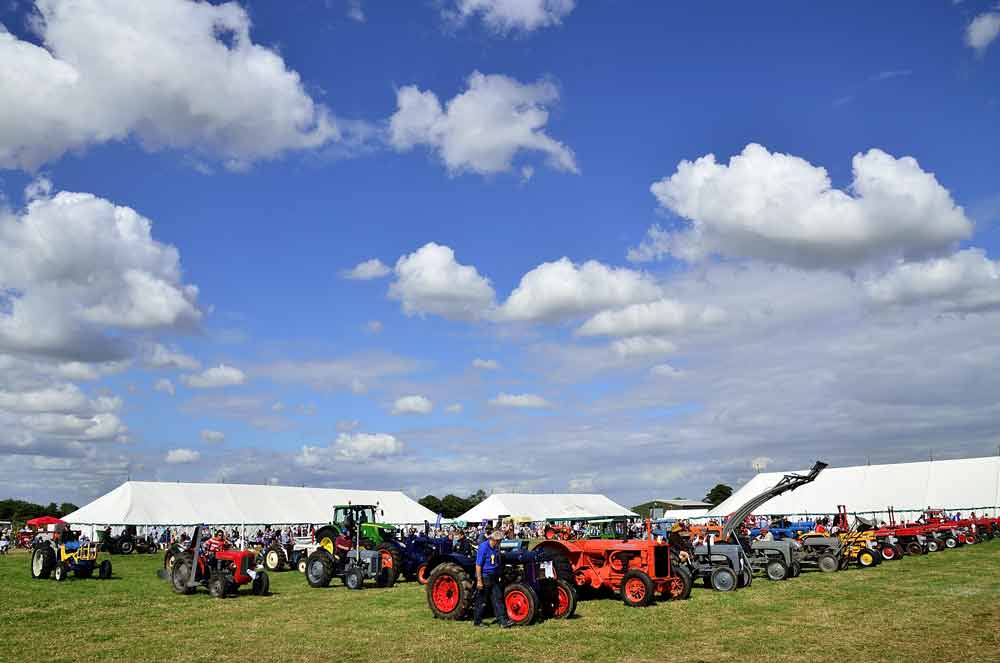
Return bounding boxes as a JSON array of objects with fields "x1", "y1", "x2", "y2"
[
  {"x1": 162, "y1": 526, "x2": 269, "y2": 598},
  {"x1": 534, "y1": 520, "x2": 691, "y2": 607}
]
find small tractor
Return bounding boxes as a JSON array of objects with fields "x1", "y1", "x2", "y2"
[
  {"x1": 262, "y1": 535, "x2": 318, "y2": 573},
  {"x1": 161, "y1": 525, "x2": 270, "y2": 598},
  {"x1": 30, "y1": 528, "x2": 113, "y2": 581},
  {"x1": 425, "y1": 540, "x2": 577, "y2": 625},
  {"x1": 533, "y1": 520, "x2": 693, "y2": 607},
  {"x1": 98, "y1": 525, "x2": 138, "y2": 555},
  {"x1": 686, "y1": 461, "x2": 827, "y2": 590},
  {"x1": 799, "y1": 507, "x2": 882, "y2": 570},
  {"x1": 313, "y1": 503, "x2": 402, "y2": 583},
  {"x1": 304, "y1": 513, "x2": 395, "y2": 590}
]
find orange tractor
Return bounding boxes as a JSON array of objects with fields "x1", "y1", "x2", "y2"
[{"x1": 534, "y1": 520, "x2": 692, "y2": 607}]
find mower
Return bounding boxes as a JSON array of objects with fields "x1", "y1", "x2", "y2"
[
  {"x1": 425, "y1": 540, "x2": 577, "y2": 625},
  {"x1": 161, "y1": 525, "x2": 269, "y2": 598},
  {"x1": 30, "y1": 528, "x2": 113, "y2": 581}
]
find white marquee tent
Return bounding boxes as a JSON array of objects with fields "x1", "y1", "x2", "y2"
[
  {"x1": 64, "y1": 481, "x2": 440, "y2": 528},
  {"x1": 709, "y1": 456, "x2": 1000, "y2": 519},
  {"x1": 458, "y1": 493, "x2": 635, "y2": 523}
]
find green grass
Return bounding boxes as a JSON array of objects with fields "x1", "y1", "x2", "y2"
[{"x1": 1, "y1": 543, "x2": 999, "y2": 663}]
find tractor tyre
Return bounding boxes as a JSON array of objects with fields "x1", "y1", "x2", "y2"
[
  {"x1": 416, "y1": 563, "x2": 430, "y2": 585},
  {"x1": 662, "y1": 564, "x2": 693, "y2": 600},
  {"x1": 208, "y1": 572, "x2": 227, "y2": 598},
  {"x1": 314, "y1": 526, "x2": 339, "y2": 555},
  {"x1": 894, "y1": 543, "x2": 905, "y2": 558},
  {"x1": 838, "y1": 555, "x2": 852, "y2": 570},
  {"x1": 540, "y1": 578, "x2": 577, "y2": 619},
  {"x1": 75, "y1": 564, "x2": 94, "y2": 579},
  {"x1": 880, "y1": 545, "x2": 897, "y2": 561},
  {"x1": 709, "y1": 566, "x2": 738, "y2": 592},
  {"x1": 264, "y1": 545, "x2": 286, "y2": 572},
  {"x1": 943, "y1": 536, "x2": 958, "y2": 549},
  {"x1": 857, "y1": 549, "x2": 878, "y2": 568},
  {"x1": 766, "y1": 559, "x2": 787, "y2": 581},
  {"x1": 163, "y1": 550, "x2": 176, "y2": 572},
  {"x1": 375, "y1": 563, "x2": 396, "y2": 588},
  {"x1": 376, "y1": 542, "x2": 402, "y2": 585},
  {"x1": 343, "y1": 567, "x2": 364, "y2": 590},
  {"x1": 789, "y1": 561, "x2": 802, "y2": 578},
  {"x1": 117, "y1": 539, "x2": 134, "y2": 555},
  {"x1": 53, "y1": 563, "x2": 68, "y2": 582},
  {"x1": 905, "y1": 541, "x2": 924, "y2": 556},
  {"x1": 305, "y1": 549, "x2": 334, "y2": 588},
  {"x1": 504, "y1": 582, "x2": 539, "y2": 625},
  {"x1": 621, "y1": 569, "x2": 655, "y2": 607},
  {"x1": 426, "y1": 562, "x2": 474, "y2": 620},
  {"x1": 99, "y1": 560, "x2": 112, "y2": 580},
  {"x1": 737, "y1": 570, "x2": 752, "y2": 588},
  {"x1": 31, "y1": 545, "x2": 55, "y2": 579},
  {"x1": 817, "y1": 553, "x2": 839, "y2": 573},
  {"x1": 171, "y1": 557, "x2": 195, "y2": 594},
  {"x1": 926, "y1": 539, "x2": 940, "y2": 553},
  {"x1": 252, "y1": 570, "x2": 270, "y2": 596},
  {"x1": 297, "y1": 557, "x2": 307, "y2": 574}
]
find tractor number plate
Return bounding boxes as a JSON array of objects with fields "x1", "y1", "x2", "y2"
[{"x1": 540, "y1": 561, "x2": 555, "y2": 578}]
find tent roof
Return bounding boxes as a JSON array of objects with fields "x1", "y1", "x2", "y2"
[
  {"x1": 709, "y1": 456, "x2": 1000, "y2": 517},
  {"x1": 63, "y1": 481, "x2": 440, "y2": 526},
  {"x1": 458, "y1": 493, "x2": 636, "y2": 522}
]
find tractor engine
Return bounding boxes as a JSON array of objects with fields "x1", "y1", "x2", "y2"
[{"x1": 347, "y1": 549, "x2": 380, "y2": 576}]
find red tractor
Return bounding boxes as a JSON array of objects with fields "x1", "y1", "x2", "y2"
[
  {"x1": 160, "y1": 526, "x2": 270, "y2": 598},
  {"x1": 534, "y1": 520, "x2": 692, "y2": 607}
]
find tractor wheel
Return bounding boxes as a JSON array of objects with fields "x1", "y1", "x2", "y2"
[
  {"x1": 817, "y1": 553, "x2": 839, "y2": 573},
  {"x1": 163, "y1": 550, "x2": 176, "y2": 572},
  {"x1": 252, "y1": 571, "x2": 270, "y2": 596},
  {"x1": 905, "y1": 541, "x2": 924, "y2": 556},
  {"x1": 540, "y1": 578, "x2": 577, "y2": 619},
  {"x1": 171, "y1": 557, "x2": 195, "y2": 594},
  {"x1": 305, "y1": 549, "x2": 334, "y2": 588},
  {"x1": 857, "y1": 549, "x2": 878, "y2": 568},
  {"x1": 710, "y1": 566, "x2": 738, "y2": 592},
  {"x1": 504, "y1": 582, "x2": 539, "y2": 625},
  {"x1": 880, "y1": 545, "x2": 896, "y2": 561},
  {"x1": 546, "y1": 551, "x2": 575, "y2": 585},
  {"x1": 926, "y1": 540, "x2": 940, "y2": 553},
  {"x1": 416, "y1": 563, "x2": 430, "y2": 585},
  {"x1": 297, "y1": 557, "x2": 307, "y2": 574},
  {"x1": 375, "y1": 563, "x2": 396, "y2": 588},
  {"x1": 75, "y1": 564, "x2": 94, "y2": 579},
  {"x1": 99, "y1": 560, "x2": 112, "y2": 579},
  {"x1": 737, "y1": 570, "x2": 752, "y2": 588},
  {"x1": 426, "y1": 562, "x2": 473, "y2": 620},
  {"x1": 314, "y1": 526, "x2": 339, "y2": 555},
  {"x1": 343, "y1": 567, "x2": 364, "y2": 590},
  {"x1": 264, "y1": 545, "x2": 286, "y2": 572},
  {"x1": 662, "y1": 564, "x2": 693, "y2": 600},
  {"x1": 117, "y1": 539, "x2": 134, "y2": 555},
  {"x1": 208, "y1": 572, "x2": 227, "y2": 598},
  {"x1": 31, "y1": 545, "x2": 55, "y2": 579},
  {"x1": 766, "y1": 559, "x2": 787, "y2": 581},
  {"x1": 943, "y1": 536, "x2": 958, "y2": 550},
  {"x1": 621, "y1": 569, "x2": 655, "y2": 607},
  {"x1": 838, "y1": 555, "x2": 852, "y2": 570},
  {"x1": 53, "y1": 563, "x2": 68, "y2": 582},
  {"x1": 376, "y1": 542, "x2": 402, "y2": 585}
]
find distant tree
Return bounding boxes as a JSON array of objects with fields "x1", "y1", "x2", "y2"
[
  {"x1": 439, "y1": 494, "x2": 470, "y2": 519},
  {"x1": 418, "y1": 495, "x2": 442, "y2": 514},
  {"x1": 467, "y1": 489, "x2": 487, "y2": 506},
  {"x1": 58, "y1": 502, "x2": 80, "y2": 516},
  {"x1": 703, "y1": 484, "x2": 733, "y2": 507}
]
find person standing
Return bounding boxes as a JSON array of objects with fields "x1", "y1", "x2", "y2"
[{"x1": 474, "y1": 530, "x2": 510, "y2": 628}]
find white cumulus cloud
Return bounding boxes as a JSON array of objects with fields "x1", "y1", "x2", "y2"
[
  {"x1": 578, "y1": 299, "x2": 726, "y2": 337},
  {"x1": 630, "y1": 144, "x2": 972, "y2": 269},
  {"x1": 490, "y1": 392, "x2": 552, "y2": 408},
  {"x1": 296, "y1": 432, "x2": 403, "y2": 465},
  {"x1": 865, "y1": 248, "x2": 1000, "y2": 312},
  {"x1": 340, "y1": 258, "x2": 391, "y2": 280},
  {"x1": 165, "y1": 448, "x2": 200, "y2": 464},
  {"x1": 391, "y1": 395, "x2": 434, "y2": 415},
  {"x1": 449, "y1": 0, "x2": 575, "y2": 33},
  {"x1": 389, "y1": 243, "x2": 496, "y2": 320},
  {"x1": 200, "y1": 429, "x2": 225, "y2": 443},
  {"x1": 389, "y1": 71, "x2": 577, "y2": 176},
  {"x1": 145, "y1": 343, "x2": 200, "y2": 370},
  {"x1": 181, "y1": 364, "x2": 246, "y2": 389},
  {"x1": 0, "y1": 0, "x2": 338, "y2": 171},
  {"x1": 610, "y1": 336, "x2": 676, "y2": 359},
  {"x1": 966, "y1": 12, "x2": 1000, "y2": 54}
]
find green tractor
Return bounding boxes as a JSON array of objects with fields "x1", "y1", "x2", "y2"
[{"x1": 313, "y1": 504, "x2": 402, "y2": 583}]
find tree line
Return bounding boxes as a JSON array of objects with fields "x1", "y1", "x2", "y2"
[
  {"x1": 0, "y1": 498, "x2": 80, "y2": 523},
  {"x1": 418, "y1": 490, "x2": 487, "y2": 519}
]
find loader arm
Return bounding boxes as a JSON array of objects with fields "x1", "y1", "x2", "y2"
[{"x1": 721, "y1": 461, "x2": 828, "y2": 541}]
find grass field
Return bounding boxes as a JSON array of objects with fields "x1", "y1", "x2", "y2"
[{"x1": 1, "y1": 543, "x2": 999, "y2": 663}]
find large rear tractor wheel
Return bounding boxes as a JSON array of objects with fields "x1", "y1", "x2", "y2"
[
  {"x1": 117, "y1": 539, "x2": 134, "y2": 555},
  {"x1": 789, "y1": 561, "x2": 802, "y2": 578},
  {"x1": 540, "y1": 578, "x2": 577, "y2": 619},
  {"x1": 710, "y1": 566, "x2": 738, "y2": 592},
  {"x1": 170, "y1": 557, "x2": 195, "y2": 594},
  {"x1": 252, "y1": 571, "x2": 270, "y2": 596},
  {"x1": 857, "y1": 549, "x2": 878, "y2": 568},
  {"x1": 314, "y1": 526, "x2": 339, "y2": 555},
  {"x1": 943, "y1": 536, "x2": 958, "y2": 549},
  {"x1": 621, "y1": 569, "x2": 655, "y2": 606},
  {"x1": 99, "y1": 560, "x2": 112, "y2": 579},
  {"x1": 264, "y1": 546, "x2": 286, "y2": 572},
  {"x1": 31, "y1": 546, "x2": 55, "y2": 580},
  {"x1": 376, "y1": 542, "x2": 402, "y2": 585},
  {"x1": 905, "y1": 541, "x2": 924, "y2": 556},
  {"x1": 504, "y1": 582, "x2": 539, "y2": 625},
  {"x1": 75, "y1": 564, "x2": 94, "y2": 579},
  {"x1": 817, "y1": 554, "x2": 839, "y2": 573},
  {"x1": 426, "y1": 562, "x2": 474, "y2": 620},
  {"x1": 766, "y1": 559, "x2": 787, "y2": 581},
  {"x1": 305, "y1": 550, "x2": 334, "y2": 588},
  {"x1": 662, "y1": 564, "x2": 693, "y2": 600}
]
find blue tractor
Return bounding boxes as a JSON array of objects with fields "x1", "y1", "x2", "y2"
[
  {"x1": 424, "y1": 540, "x2": 576, "y2": 626},
  {"x1": 395, "y1": 532, "x2": 454, "y2": 584}
]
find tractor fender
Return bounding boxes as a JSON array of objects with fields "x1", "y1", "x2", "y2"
[
  {"x1": 532, "y1": 541, "x2": 594, "y2": 588},
  {"x1": 423, "y1": 552, "x2": 473, "y2": 579}
]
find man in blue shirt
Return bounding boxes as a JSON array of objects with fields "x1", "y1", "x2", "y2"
[{"x1": 474, "y1": 529, "x2": 510, "y2": 628}]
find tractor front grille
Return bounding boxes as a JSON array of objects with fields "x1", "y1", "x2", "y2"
[{"x1": 652, "y1": 544, "x2": 670, "y2": 578}]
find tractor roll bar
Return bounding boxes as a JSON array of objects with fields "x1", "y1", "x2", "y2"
[{"x1": 721, "y1": 461, "x2": 828, "y2": 541}]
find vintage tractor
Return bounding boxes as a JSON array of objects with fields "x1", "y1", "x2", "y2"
[
  {"x1": 313, "y1": 503, "x2": 402, "y2": 583},
  {"x1": 98, "y1": 525, "x2": 138, "y2": 555},
  {"x1": 425, "y1": 540, "x2": 577, "y2": 625},
  {"x1": 533, "y1": 521, "x2": 693, "y2": 607},
  {"x1": 30, "y1": 528, "x2": 112, "y2": 581},
  {"x1": 799, "y1": 507, "x2": 882, "y2": 570},
  {"x1": 304, "y1": 517, "x2": 395, "y2": 590},
  {"x1": 262, "y1": 535, "x2": 317, "y2": 573},
  {"x1": 161, "y1": 526, "x2": 269, "y2": 598},
  {"x1": 395, "y1": 531, "x2": 456, "y2": 584},
  {"x1": 686, "y1": 461, "x2": 827, "y2": 590}
]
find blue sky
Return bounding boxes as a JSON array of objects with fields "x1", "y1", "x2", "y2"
[{"x1": 1, "y1": 0, "x2": 999, "y2": 507}]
